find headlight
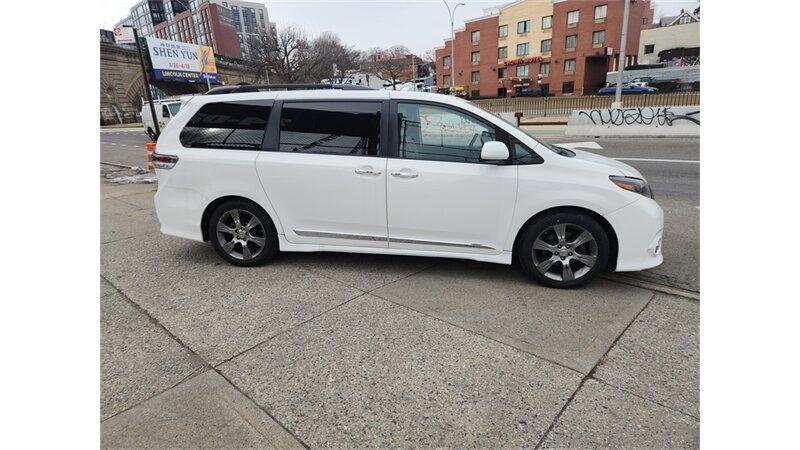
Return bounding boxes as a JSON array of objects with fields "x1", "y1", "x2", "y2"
[{"x1": 609, "y1": 175, "x2": 654, "y2": 199}]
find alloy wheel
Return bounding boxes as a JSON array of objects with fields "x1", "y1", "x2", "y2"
[
  {"x1": 215, "y1": 209, "x2": 266, "y2": 261},
  {"x1": 531, "y1": 223, "x2": 598, "y2": 282}
]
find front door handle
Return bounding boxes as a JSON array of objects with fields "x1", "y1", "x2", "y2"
[
  {"x1": 390, "y1": 170, "x2": 419, "y2": 179},
  {"x1": 355, "y1": 167, "x2": 382, "y2": 175}
]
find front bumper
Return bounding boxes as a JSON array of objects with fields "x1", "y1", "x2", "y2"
[{"x1": 604, "y1": 196, "x2": 665, "y2": 272}]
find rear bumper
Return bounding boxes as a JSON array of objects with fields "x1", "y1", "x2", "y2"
[
  {"x1": 604, "y1": 197, "x2": 664, "y2": 272},
  {"x1": 153, "y1": 183, "x2": 206, "y2": 242}
]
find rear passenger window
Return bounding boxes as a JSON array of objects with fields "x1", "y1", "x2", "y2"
[
  {"x1": 279, "y1": 102, "x2": 381, "y2": 156},
  {"x1": 180, "y1": 101, "x2": 271, "y2": 150}
]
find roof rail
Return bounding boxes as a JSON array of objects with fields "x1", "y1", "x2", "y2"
[{"x1": 205, "y1": 83, "x2": 374, "y2": 95}]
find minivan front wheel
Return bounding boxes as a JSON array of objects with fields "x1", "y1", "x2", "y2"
[
  {"x1": 209, "y1": 200, "x2": 278, "y2": 267},
  {"x1": 518, "y1": 212, "x2": 609, "y2": 288}
]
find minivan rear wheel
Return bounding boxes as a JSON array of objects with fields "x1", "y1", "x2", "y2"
[
  {"x1": 518, "y1": 211, "x2": 609, "y2": 288},
  {"x1": 209, "y1": 200, "x2": 278, "y2": 267}
]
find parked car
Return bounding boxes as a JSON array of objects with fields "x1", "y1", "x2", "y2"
[
  {"x1": 597, "y1": 84, "x2": 659, "y2": 95},
  {"x1": 141, "y1": 98, "x2": 183, "y2": 139},
  {"x1": 152, "y1": 86, "x2": 663, "y2": 288},
  {"x1": 514, "y1": 87, "x2": 551, "y2": 97}
]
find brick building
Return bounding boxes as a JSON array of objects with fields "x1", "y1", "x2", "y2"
[
  {"x1": 434, "y1": 0, "x2": 653, "y2": 97},
  {"x1": 153, "y1": 2, "x2": 241, "y2": 58},
  {"x1": 548, "y1": 0, "x2": 652, "y2": 95},
  {"x1": 435, "y1": 13, "x2": 500, "y2": 99}
]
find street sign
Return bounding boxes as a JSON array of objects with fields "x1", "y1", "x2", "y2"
[{"x1": 113, "y1": 26, "x2": 135, "y2": 44}]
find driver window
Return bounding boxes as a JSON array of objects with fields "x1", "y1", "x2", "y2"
[{"x1": 398, "y1": 103, "x2": 496, "y2": 163}]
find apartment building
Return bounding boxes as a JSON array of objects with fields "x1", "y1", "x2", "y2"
[
  {"x1": 435, "y1": 13, "x2": 500, "y2": 98},
  {"x1": 434, "y1": 0, "x2": 654, "y2": 97}
]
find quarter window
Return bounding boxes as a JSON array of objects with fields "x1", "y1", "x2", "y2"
[
  {"x1": 279, "y1": 102, "x2": 381, "y2": 156},
  {"x1": 397, "y1": 103, "x2": 497, "y2": 164},
  {"x1": 180, "y1": 101, "x2": 270, "y2": 150}
]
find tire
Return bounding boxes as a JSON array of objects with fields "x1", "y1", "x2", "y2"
[
  {"x1": 208, "y1": 200, "x2": 278, "y2": 267},
  {"x1": 517, "y1": 211, "x2": 610, "y2": 289}
]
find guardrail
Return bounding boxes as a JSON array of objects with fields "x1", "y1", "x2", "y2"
[{"x1": 472, "y1": 91, "x2": 700, "y2": 117}]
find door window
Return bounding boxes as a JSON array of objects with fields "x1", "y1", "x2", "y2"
[
  {"x1": 180, "y1": 101, "x2": 271, "y2": 150},
  {"x1": 279, "y1": 101, "x2": 381, "y2": 156},
  {"x1": 397, "y1": 103, "x2": 497, "y2": 164}
]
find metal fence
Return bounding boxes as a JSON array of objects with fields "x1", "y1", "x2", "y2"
[{"x1": 472, "y1": 91, "x2": 700, "y2": 117}]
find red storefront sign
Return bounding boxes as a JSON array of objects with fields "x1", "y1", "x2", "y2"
[{"x1": 503, "y1": 56, "x2": 544, "y2": 67}]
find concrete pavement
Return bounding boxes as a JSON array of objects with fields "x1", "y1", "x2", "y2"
[{"x1": 100, "y1": 178, "x2": 698, "y2": 448}]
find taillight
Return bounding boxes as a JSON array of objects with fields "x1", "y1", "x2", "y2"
[{"x1": 152, "y1": 153, "x2": 179, "y2": 169}]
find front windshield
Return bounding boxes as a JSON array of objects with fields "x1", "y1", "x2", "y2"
[{"x1": 167, "y1": 102, "x2": 181, "y2": 117}]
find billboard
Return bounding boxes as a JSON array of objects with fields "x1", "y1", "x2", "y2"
[{"x1": 146, "y1": 37, "x2": 218, "y2": 83}]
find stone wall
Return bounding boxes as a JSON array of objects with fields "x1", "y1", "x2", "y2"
[{"x1": 100, "y1": 41, "x2": 262, "y2": 124}]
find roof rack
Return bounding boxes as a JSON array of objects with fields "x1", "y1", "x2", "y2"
[{"x1": 205, "y1": 83, "x2": 374, "y2": 95}]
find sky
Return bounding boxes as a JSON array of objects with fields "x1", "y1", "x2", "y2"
[{"x1": 99, "y1": 0, "x2": 699, "y2": 55}]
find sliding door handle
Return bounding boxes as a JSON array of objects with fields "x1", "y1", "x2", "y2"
[{"x1": 355, "y1": 167, "x2": 382, "y2": 175}]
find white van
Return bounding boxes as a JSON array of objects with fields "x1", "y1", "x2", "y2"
[
  {"x1": 152, "y1": 85, "x2": 663, "y2": 288},
  {"x1": 141, "y1": 98, "x2": 183, "y2": 139}
]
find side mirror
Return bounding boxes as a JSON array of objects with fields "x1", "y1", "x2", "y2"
[{"x1": 481, "y1": 141, "x2": 509, "y2": 162}]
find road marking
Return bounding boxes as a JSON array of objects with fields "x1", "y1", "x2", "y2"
[{"x1": 613, "y1": 157, "x2": 699, "y2": 164}]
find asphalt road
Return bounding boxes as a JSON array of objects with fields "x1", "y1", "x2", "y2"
[{"x1": 100, "y1": 129, "x2": 699, "y2": 291}]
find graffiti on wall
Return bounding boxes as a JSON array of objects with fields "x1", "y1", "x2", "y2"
[{"x1": 578, "y1": 107, "x2": 700, "y2": 127}]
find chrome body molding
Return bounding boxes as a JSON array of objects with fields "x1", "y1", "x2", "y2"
[{"x1": 293, "y1": 229, "x2": 494, "y2": 250}]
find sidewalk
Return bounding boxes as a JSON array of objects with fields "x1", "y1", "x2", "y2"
[{"x1": 100, "y1": 178, "x2": 699, "y2": 448}]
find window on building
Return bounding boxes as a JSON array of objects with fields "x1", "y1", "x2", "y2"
[
  {"x1": 471, "y1": 51, "x2": 480, "y2": 64},
  {"x1": 594, "y1": 4, "x2": 607, "y2": 21},
  {"x1": 397, "y1": 103, "x2": 497, "y2": 164},
  {"x1": 498, "y1": 24, "x2": 508, "y2": 37},
  {"x1": 517, "y1": 20, "x2": 531, "y2": 34},
  {"x1": 279, "y1": 102, "x2": 382, "y2": 156},
  {"x1": 471, "y1": 71, "x2": 480, "y2": 83},
  {"x1": 498, "y1": 46, "x2": 508, "y2": 59},
  {"x1": 471, "y1": 30, "x2": 480, "y2": 43},
  {"x1": 516, "y1": 42, "x2": 530, "y2": 56},
  {"x1": 562, "y1": 81, "x2": 574, "y2": 93},
  {"x1": 592, "y1": 30, "x2": 605, "y2": 47},
  {"x1": 565, "y1": 35, "x2": 577, "y2": 50},
  {"x1": 567, "y1": 10, "x2": 579, "y2": 27},
  {"x1": 644, "y1": 44, "x2": 655, "y2": 54},
  {"x1": 542, "y1": 15, "x2": 552, "y2": 29},
  {"x1": 180, "y1": 101, "x2": 271, "y2": 150},
  {"x1": 443, "y1": 55, "x2": 451, "y2": 68},
  {"x1": 564, "y1": 58, "x2": 576, "y2": 73},
  {"x1": 498, "y1": 67, "x2": 507, "y2": 78},
  {"x1": 539, "y1": 62, "x2": 550, "y2": 75},
  {"x1": 679, "y1": 15, "x2": 692, "y2": 24},
  {"x1": 443, "y1": 74, "x2": 452, "y2": 86},
  {"x1": 516, "y1": 64, "x2": 529, "y2": 77},
  {"x1": 540, "y1": 39, "x2": 552, "y2": 53}
]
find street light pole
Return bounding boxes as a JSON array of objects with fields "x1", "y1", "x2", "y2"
[
  {"x1": 443, "y1": 1, "x2": 464, "y2": 93},
  {"x1": 133, "y1": 27, "x2": 160, "y2": 139},
  {"x1": 613, "y1": 0, "x2": 632, "y2": 108}
]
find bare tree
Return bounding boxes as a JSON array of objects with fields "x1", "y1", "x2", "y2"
[
  {"x1": 310, "y1": 32, "x2": 363, "y2": 82},
  {"x1": 247, "y1": 25, "x2": 319, "y2": 83},
  {"x1": 363, "y1": 46, "x2": 412, "y2": 90}
]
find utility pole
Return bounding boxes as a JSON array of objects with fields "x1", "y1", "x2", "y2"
[
  {"x1": 443, "y1": 1, "x2": 464, "y2": 94},
  {"x1": 133, "y1": 27, "x2": 160, "y2": 138},
  {"x1": 613, "y1": 0, "x2": 632, "y2": 108}
]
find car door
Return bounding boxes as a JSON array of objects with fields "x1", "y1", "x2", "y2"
[
  {"x1": 255, "y1": 99, "x2": 389, "y2": 248},
  {"x1": 385, "y1": 101, "x2": 518, "y2": 255}
]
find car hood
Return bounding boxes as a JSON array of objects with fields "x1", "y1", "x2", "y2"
[{"x1": 553, "y1": 142, "x2": 644, "y2": 178}]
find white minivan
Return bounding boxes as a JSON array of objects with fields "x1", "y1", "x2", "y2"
[
  {"x1": 152, "y1": 85, "x2": 663, "y2": 288},
  {"x1": 141, "y1": 98, "x2": 183, "y2": 139}
]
